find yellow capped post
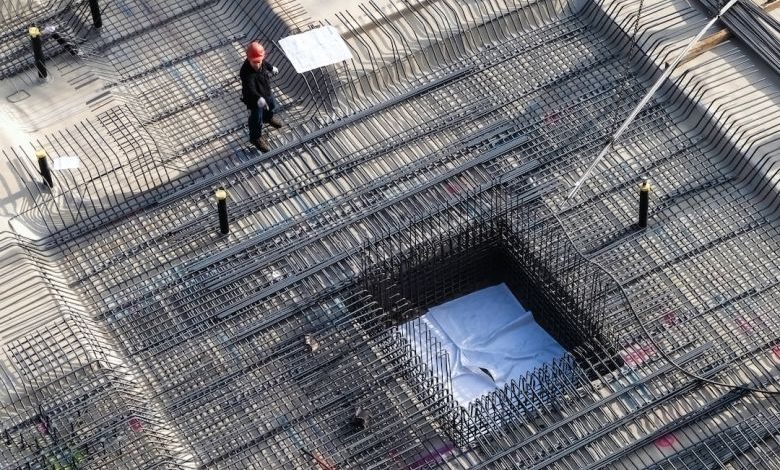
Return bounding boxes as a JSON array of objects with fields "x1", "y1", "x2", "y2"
[
  {"x1": 28, "y1": 26, "x2": 46, "y2": 79},
  {"x1": 638, "y1": 179, "x2": 651, "y2": 228},
  {"x1": 36, "y1": 149, "x2": 53, "y2": 188},
  {"x1": 216, "y1": 188, "x2": 229, "y2": 234}
]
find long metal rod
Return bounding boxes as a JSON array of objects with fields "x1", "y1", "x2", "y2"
[{"x1": 566, "y1": 0, "x2": 740, "y2": 201}]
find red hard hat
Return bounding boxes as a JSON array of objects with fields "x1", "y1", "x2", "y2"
[{"x1": 246, "y1": 42, "x2": 265, "y2": 61}]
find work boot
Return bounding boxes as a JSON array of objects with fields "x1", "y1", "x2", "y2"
[
  {"x1": 268, "y1": 116, "x2": 284, "y2": 129},
  {"x1": 252, "y1": 137, "x2": 270, "y2": 153}
]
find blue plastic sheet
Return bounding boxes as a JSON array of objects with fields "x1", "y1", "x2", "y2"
[{"x1": 403, "y1": 283, "x2": 566, "y2": 406}]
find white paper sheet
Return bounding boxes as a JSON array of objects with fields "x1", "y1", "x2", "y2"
[
  {"x1": 279, "y1": 26, "x2": 353, "y2": 73},
  {"x1": 51, "y1": 156, "x2": 80, "y2": 170},
  {"x1": 401, "y1": 283, "x2": 566, "y2": 406}
]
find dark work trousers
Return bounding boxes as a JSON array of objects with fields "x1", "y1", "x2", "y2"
[{"x1": 248, "y1": 95, "x2": 277, "y2": 142}]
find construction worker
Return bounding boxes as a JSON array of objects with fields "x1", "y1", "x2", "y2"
[{"x1": 240, "y1": 41, "x2": 283, "y2": 152}]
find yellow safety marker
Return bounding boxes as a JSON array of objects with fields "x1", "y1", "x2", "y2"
[
  {"x1": 638, "y1": 180, "x2": 651, "y2": 228},
  {"x1": 216, "y1": 188, "x2": 229, "y2": 234},
  {"x1": 36, "y1": 149, "x2": 53, "y2": 188},
  {"x1": 29, "y1": 26, "x2": 46, "y2": 79}
]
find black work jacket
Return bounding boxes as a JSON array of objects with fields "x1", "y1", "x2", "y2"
[{"x1": 240, "y1": 59, "x2": 275, "y2": 109}]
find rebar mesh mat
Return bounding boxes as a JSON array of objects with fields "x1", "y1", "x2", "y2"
[{"x1": 1, "y1": 0, "x2": 779, "y2": 468}]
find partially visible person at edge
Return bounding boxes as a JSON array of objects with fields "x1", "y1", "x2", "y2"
[{"x1": 240, "y1": 41, "x2": 283, "y2": 153}]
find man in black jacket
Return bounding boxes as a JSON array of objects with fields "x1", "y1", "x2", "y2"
[{"x1": 240, "y1": 41, "x2": 283, "y2": 152}]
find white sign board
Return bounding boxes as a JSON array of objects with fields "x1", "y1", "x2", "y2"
[{"x1": 279, "y1": 26, "x2": 353, "y2": 73}]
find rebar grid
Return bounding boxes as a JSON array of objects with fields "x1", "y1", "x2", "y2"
[
  {"x1": 3, "y1": 0, "x2": 315, "y2": 241},
  {"x1": 64, "y1": 15, "x2": 634, "y2": 324},
  {"x1": 0, "y1": 315, "x2": 184, "y2": 469},
  {"x1": 0, "y1": 0, "x2": 92, "y2": 83},
  {"x1": 50, "y1": 0, "x2": 778, "y2": 465},
  {"x1": 1, "y1": 0, "x2": 779, "y2": 467},
  {"x1": 105, "y1": 283, "x2": 459, "y2": 468}
]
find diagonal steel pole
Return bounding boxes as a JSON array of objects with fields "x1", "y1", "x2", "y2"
[{"x1": 566, "y1": 0, "x2": 740, "y2": 201}]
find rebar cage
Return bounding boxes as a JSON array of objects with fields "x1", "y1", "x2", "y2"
[
  {"x1": 1, "y1": 0, "x2": 779, "y2": 468},
  {"x1": 360, "y1": 190, "x2": 622, "y2": 446}
]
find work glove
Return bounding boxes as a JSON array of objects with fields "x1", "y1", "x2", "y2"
[
  {"x1": 271, "y1": 66, "x2": 279, "y2": 76},
  {"x1": 257, "y1": 97, "x2": 268, "y2": 110},
  {"x1": 42, "y1": 25, "x2": 57, "y2": 35}
]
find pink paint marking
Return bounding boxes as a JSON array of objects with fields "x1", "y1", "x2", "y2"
[
  {"x1": 544, "y1": 112, "x2": 561, "y2": 126},
  {"x1": 444, "y1": 182, "x2": 460, "y2": 195},
  {"x1": 735, "y1": 316, "x2": 754, "y2": 335},
  {"x1": 621, "y1": 347, "x2": 641, "y2": 367},
  {"x1": 654, "y1": 433, "x2": 677, "y2": 449},
  {"x1": 128, "y1": 417, "x2": 144, "y2": 432},
  {"x1": 622, "y1": 343, "x2": 656, "y2": 367},
  {"x1": 408, "y1": 443, "x2": 456, "y2": 469},
  {"x1": 772, "y1": 345, "x2": 780, "y2": 360}
]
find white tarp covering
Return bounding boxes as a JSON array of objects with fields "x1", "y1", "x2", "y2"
[
  {"x1": 278, "y1": 26, "x2": 353, "y2": 73},
  {"x1": 401, "y1": 283, "x2": 566, "y2": 406}
]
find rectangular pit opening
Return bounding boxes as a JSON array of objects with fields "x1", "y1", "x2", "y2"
[{"x1": 364, "y1": 218, "x2": 623, "y2": 415}]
